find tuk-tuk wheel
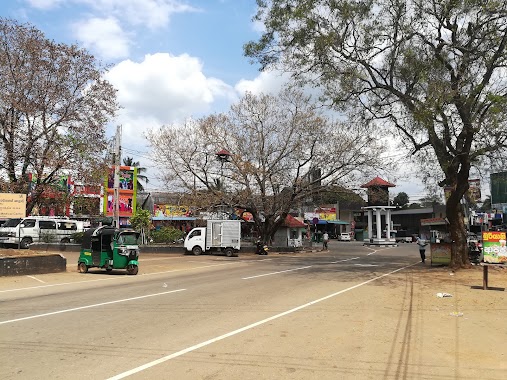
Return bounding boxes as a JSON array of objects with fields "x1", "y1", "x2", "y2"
[
  {"x1": 106, "y1": 267, "x2": 113, "y2": 272},
  {"x1": 126, "y1": 265, "x2": 138, "y2": 275},
  {"x1": 78, "y1": 262, "x2": 88, "y2": 273}
]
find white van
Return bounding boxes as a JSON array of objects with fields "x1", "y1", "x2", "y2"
[{"x1": 0, "y1": 217, "x2": 85, "y2": 248}]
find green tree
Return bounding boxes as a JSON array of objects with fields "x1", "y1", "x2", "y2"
[
  {"x1": 0, "y1": 18, "x2": 118, "y2": 214},
  {"x1": 147, "y1": 87, "x2": 385, "y2": 243},
  {"x1": 129, "y1": 207, "x2": 151, "y2": 244},
  {"x1": 245, "y1": 1, "x2": 507, "y2": 268},
  {"x1": 123, "y1": 157, "x2": 149, "y2": 191},
  {"x1": 393, "y1": 192, "x2": 409, "y2": 208}
]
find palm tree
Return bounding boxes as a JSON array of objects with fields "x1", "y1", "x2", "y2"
[{"x1": 123, "y1": 156, "x2": 149, "y2": 191}]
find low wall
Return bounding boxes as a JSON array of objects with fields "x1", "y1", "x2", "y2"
[{"x1": 0, "y1": 253, "x2": 67, "y2": 277}]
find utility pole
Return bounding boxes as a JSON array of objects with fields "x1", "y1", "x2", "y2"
[{"x1": 113, "y1": 125, "x2": 122, "y2": 228}]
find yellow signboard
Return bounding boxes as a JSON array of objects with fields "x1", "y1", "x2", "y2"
[{"x1": 0, "y1": 193, "x2": 26, "y2": 218}]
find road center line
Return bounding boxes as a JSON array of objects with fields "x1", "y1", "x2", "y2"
[
  {"x1": 0, "y1": 289, "x2": 186, "y2": 325},
  {"x1": 242, "y1": 266, "x2": 312, "y2": 280},
  {"x1": 108, "y1": 262, "x2": 419, "y2": 380},
  {"x1": 324, "y1": 257, "x2": 359, "y2": 264}
]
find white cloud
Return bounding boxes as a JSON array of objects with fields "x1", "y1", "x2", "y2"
[
  {"x1": 104, "y1": 52, "x2": 236, "y2": 139},
  {"x1": 25, "y1": 0, "x2": 63, "y2": 9},
  {"x1": 73, "y1": 17, "x2": 130, "y2": 60},
  {"x1": 235, "y1": 70, "x2": 291, "y2": 95}
]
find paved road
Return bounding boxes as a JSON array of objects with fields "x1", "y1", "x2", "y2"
[{"x1": 0, "y1": 242, "x2": 422, "y2": 379}]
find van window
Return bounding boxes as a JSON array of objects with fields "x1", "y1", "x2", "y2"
[
  {"x1": 58, "y1": 222, "x2": 77, "y2": 230},
  {"x1": 3, "y1": 218, "x2": 21, "y2": 227},
  {"x1": 39, "y1": 220, "x2": 56, "y2": 230},
  {"x1": 22, "y1": 219, "x2": 36, "y2": 228}
]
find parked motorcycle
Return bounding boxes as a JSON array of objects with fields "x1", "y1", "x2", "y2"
[
  {"x1": 256, "y1": 240, "x2": 269, "y2": 255},
  {"x1": 468, "y1": 241, "x2": 482, "y2": 264}
]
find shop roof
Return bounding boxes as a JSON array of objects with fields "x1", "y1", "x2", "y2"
[
  {"x1": 283, "y1": 214, "x2": 307, "y2": 228},
  {"x1": 360, "y1": 176, "x2": 396, "y2": 188}
]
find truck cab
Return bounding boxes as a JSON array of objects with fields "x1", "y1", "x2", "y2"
[{"x1": 184, "y1": 220, "x2": 241, "y2": 257}]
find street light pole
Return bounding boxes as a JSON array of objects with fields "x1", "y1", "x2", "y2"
[{"x1": 215, "y1": 149, "x2": 231, "y2": 217}]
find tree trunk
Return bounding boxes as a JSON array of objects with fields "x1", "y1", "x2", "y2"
[{"x1": 446, "y1": 193, "x2": 470, "y2": 269}]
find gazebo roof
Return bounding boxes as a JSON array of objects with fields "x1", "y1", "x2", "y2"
[{"x1": 360, "y1": 176, "x2": 396, "y2": 188}]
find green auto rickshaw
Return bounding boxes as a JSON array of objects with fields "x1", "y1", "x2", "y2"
[{"x1": 78, "y1": 226, "x2": 140, "y2": 275}]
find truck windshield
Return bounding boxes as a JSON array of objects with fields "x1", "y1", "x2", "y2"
[
  {"x1": 118, "y1": 233, "x2": 138, "y2": 245},
  {"x1": 2, "y1": 218, "x2": 22, "y2": 227}
]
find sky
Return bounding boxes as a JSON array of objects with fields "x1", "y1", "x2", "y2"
[{"x1": 1, "y1": 0, "x2": 431, "y2": 201}]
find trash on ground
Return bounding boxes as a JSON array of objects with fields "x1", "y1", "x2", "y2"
[
  {"x1": 437, "y1": 292, "x2": 452, "y2": 298},
  {"x1": 449, "y1": 311, "x2": 463, "y2": 317}
]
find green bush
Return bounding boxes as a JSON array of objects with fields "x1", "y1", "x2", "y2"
[
  {"x1": 151, "y1": 226, "x2": 185, "y2": 244},
  {"x1": 71, "y1": 231, "x2": 85, "y2": 244}
]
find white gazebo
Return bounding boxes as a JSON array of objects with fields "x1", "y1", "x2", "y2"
[
  {"x1": 362, "y1": 205, "x2": 397, "y2": 246},
  {"x1": 360, "y1": 176, "x2": 398, "y2": 246}
]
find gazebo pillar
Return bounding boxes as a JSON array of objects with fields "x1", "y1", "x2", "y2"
[
  {"x1": 375, "y1": 209, "x2": 382, "y2": 239},
  {"x1": 367, "y1": 210, "x2": 373, "y2": 239}
]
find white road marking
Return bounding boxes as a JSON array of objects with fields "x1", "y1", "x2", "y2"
[
  {"x1": 26, "y1": 275, "x2": 45, "y2": 283},
  {"x1": 324, "y1": 257, "x2": 359, "y2": 264},
  {"x1": 107, "y1": 262, "x2": 420, "y2": 380},
  {"x1": 0, "y1": 289, "x2": 186, "y2": 325},
  {"x1": 354, "y1": 264, "x2": 379, "y2": 267},
  {"x1": 0, "y1": 262, "x2": 240, "y2": 294},
  {"x1": 242, "y1": 266, "x2": 312, "y2": 280}
]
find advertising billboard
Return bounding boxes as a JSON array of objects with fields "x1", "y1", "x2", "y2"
[
  {"x1": 0, "y1": 193, "x2": 26, "y2": 218},
  {"x1": 103, "y1": 166, "x2": 137, "y2": 217},
  {"x1": 482, "y1": 231, "x2": 507, "y2": 264}
]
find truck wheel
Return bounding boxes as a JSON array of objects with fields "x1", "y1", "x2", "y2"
[
  {"x1": 78, "y1": 262, "x2": 88, "y2": 273},
  {"x1": 20, "y1": 237, "x2": 32, "y2": 249},
  {"x1": 224, "y1": 248, "x2": 234, "y2": 257},
  {"x1": 192, "y1": 246, "x2": 202, "y2": 256}
]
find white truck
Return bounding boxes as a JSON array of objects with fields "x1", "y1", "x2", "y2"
[{"x1": 184, "y1": 220, "x2": 241, "y2": 257}]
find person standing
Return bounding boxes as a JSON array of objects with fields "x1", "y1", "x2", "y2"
[
  {"x1": 416, "y1": 237, "x2": 428, "y2": 263},
  {"x1": 323, "y1": 231, "x2": 329, "y2": 250}
]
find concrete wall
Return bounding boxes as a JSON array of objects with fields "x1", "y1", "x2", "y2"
[{"x1": 0, "y1": 254, "x2": 66, "y2": 277}]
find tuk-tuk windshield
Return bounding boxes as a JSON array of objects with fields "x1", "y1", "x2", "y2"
[{"x1": 117, "y1": 233, "x2": 138, "y2": 245}]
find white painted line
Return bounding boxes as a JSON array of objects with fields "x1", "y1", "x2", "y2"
[
  {"x1": 0, "y1": 262, "x2": 239, "y2": 294},
  {"x1": 107, "y1": 262, "x2": 419, "y2": 380},
  {"x1": 26, "y1": 276, "x2": 45, "y2": 283},
  {"x1": 324, "y1": 257, "x2": 359, "y2": 264},
  {"x1": 242, "y1": 266, "x2": 312, "y2": 280},
  {"x1": 0, "y1": 289, "x2": 186, "y2": 325},
  {"x1": 354, "y1": 264, "x2": 379, "y2": 267}
]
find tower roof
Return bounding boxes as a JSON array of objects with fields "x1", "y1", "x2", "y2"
[{"x1": 360, "y1": 176, "x2": 396, "y2": 188}]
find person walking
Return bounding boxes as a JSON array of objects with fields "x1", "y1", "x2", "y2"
[
  {"x1": 323, "y1": 231, "x2": 329, "y2": 250},
  {"x1": 416, "y1": 237, "x2": 428, "y2": 263}
]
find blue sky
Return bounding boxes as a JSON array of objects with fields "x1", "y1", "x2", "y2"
[{"x1": 1, "y1": 0, "x2": 431, "y2": 198}]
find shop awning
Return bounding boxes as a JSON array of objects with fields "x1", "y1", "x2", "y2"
[
  {"x1": 151, "y1": 216, "x2": 196, "y2": 221},
  {"x1": 308, "y1": 219, "x2": 349, "y2": 225},
  {"x1": 326, "y1": 220, "x2": 350, "y2": 225}
]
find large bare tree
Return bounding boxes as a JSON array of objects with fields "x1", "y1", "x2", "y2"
[
  {"x1": 147, "y1": 87, "x2": 384, "y2": 243},
  {"x1": 0, "y1": 18, "x2": 119, "y2": 214},
  {"x1": 245, "y1": 0, "x2": 507, "y2": 267}
]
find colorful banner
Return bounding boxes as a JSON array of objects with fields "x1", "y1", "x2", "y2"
[
  {"x1": 154, "y1": 204, "x2": 190, "y2": 218},
  {"x1": 104, "y1": 166, "x2": 137, "y2": 217},
  {"x1": 482, "y1": 231, "x2": 507, "y2": 264}
]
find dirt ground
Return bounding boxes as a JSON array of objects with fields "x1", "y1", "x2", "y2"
[{"x1": 1, "y1": 247, "x2": 507, "y2": 378}]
